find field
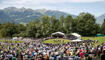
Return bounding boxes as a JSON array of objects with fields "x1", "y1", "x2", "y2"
[
  {"x1": 82, "y1": 36, "x2": 105, "y2": 45},
  {"x1": 43, "y1": 38, "x2": 72, "y2": 44},
  {"x1": 0, "y1": 36, "x2": 104, "y2": 45},
  {"x1": 0, "y1": 40, "x2": 24, "y2": 43},
  {"x1": 43, "y1": 36, "x2": 105, "y2": 45},
  {"x1": 0, "y1": 40, "x2": 24, "y2": 52},
  {"x1": 82, "y1": 36, "x2": 105, "y2": 60},
  {"x1": 43, "y1": 37, "x2": 105, "y2": 60},
  {"x1": 0, "y1": 37, "x2": 104, "y2": 60}
]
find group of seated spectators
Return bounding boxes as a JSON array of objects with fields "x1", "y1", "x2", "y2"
[
  {"x1": 53, "y1": 40, "x2": 64, "y2": 43},
  {"x1": 0, "y1": 38, "x2": 105, "y2": 60},
  {"x1": 67, "y1": 35, "x2": 78, "y2": 40}
]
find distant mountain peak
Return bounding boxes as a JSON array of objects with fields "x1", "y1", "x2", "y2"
[
  {"x1": 0, "y1": 7, "x2": 104, "y2": 24},
  {"x1": 0, "y1": 7, "x2": 75, "y2": 24},
  {"x1": 4, "y1": 7, "x2": 17, "y2": 10},
  {"x1": 35, "y1": 9, "x2": 48, "y2": 14},
  {"x1": 96, "y1": 14, "x2": 105, "y2": 24}
]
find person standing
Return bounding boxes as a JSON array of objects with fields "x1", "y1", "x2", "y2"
[
  {"x1": 88, "y1": 54, "x2": 92, "y2": 60},
  {"x1": 101, "y1": 50, "x2": 105, "y2": 60},
  {"x1": 80, "y1": 50, "x2": 83, "y2": 60},
  {"x1": 12, "y1": 56, "x2": 16, "y2": 60}
]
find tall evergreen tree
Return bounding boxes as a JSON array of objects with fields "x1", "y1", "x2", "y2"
[
  {"x1": 59, "y1": 15, "x2": 65, "y2": 32},
  {"x1": 41, "y1": 15, "x2": 51, "y2": 37},
  {"x1": 75, "y1": 13, "x2": 97, "y2": 36},
  {"x1": 64, "y1": 15, "x2": 73, "y2": 34},
  {"x1": 0, "y1": 22, "x2": 17, "y2": 38},
  {"x1": 100, "y1": 19, "x2": 105, "y2": 34}
]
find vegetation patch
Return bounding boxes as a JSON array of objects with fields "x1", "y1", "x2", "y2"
[
  {"x1": 43, "y1": 36, "x2": 105, "y2": 45},
  {"x1": 43, "y1": 38, "x2": 72, "y2": 44},
  {"x1": 82, "y1": 36, "x2": 105, "y2": 45},
  {"x1": 0, "y1": 40, "x2": 24, "y2": 43}
]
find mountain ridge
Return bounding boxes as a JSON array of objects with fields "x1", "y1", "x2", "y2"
[
  {"x1": 0, "y1": 7, "x2": 104, "y2": 24},
  {"x1": 96, "y1": 14, "x2": 105, "y2": 24},
  {"x1": 0, "y1": 7, "x2": 76, "y2": 24}
]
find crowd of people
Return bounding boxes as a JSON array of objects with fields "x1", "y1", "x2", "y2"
[{"x1": 0, "y1": 38, "x2": 105, "y2": 60}]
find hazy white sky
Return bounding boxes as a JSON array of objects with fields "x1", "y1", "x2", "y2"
[{"x1": 0, "y1": 0, "x2": 105, "y2": 16}]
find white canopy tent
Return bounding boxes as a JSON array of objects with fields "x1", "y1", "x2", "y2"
[
  {"x1": 71, "y1": 33, "x2": 81, "y2": 40},
  {"x1": 72, "y1": 39, "x2": 82, "y2": 42},
  {"x1": 13, "y1": 37, "x2": 18, "y2": 40},
  {"x1": 52, "y1": 32, "x2": 65, "y2": 36},
  {"x1": 51, "y1": 32, "x2": 65, "y2": 38},
  {"x1": 12, "y1": 37, "x2": 23, "y2": 40}
]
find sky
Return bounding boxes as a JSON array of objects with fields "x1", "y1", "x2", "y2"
[{"x1": 0, "y1": 0, "x2": 105, "y2": 17}]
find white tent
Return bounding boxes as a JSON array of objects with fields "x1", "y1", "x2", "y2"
[
  {"x1": 72, "y1": 39, "x2": 82, "y2": 42},
  {"x1": 12, "y1": 37, "x2": 18, "y2": 40},
  {"x1": 52, "y1": 32, "x2": 65, "y2": 35},
  {"x1": 51, "y1": 32, "x2": 65, "y2": 38},
  {"x1": 71, "y1": 33, "x2": 81, "y2": 39}
]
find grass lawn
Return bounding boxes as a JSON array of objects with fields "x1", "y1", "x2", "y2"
[
  {"x1": 43, "y1": 37, "x2": 105, "y2": 60},
  {"x1": 0, "y1": 37, "x2": 104, "y2": 60},
  {"x1": 43, "y1": 36, "x2": 105, "y2": 45},
  {"x1": 0, "y1": 40, "x2": 24, "y2": 43},
  {"x1": 43, "y1": 38, "x2": 72, "y2": 44},
  {"x1": 82, "y1": 36, "x2": 105, "y2": 45}
]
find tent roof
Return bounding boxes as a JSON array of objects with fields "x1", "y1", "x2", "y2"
[
  {"x1": 71, "y1": 33, "x2": 81, "y2": 37},
  {"x1": 72, "y1": 39, "x2": 82, "y2": 42},
  {"x1": 52, "y1": 32, "x2": 65, "y2": 35}
]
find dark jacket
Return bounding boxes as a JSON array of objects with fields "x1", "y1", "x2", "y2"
[{"x1": 101, "y1": 54, "x2": 105, "y2": 60}]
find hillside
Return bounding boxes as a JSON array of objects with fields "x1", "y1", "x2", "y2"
[
  {"x1": 96, "y1": 14, "x2": 105, "y2": 24},
  {"x1": 0, "y1": 7, "x2": 104, "y2": 24},
  {"x1": 0, "y1": 7, "x2": 75, "y2": 24}
]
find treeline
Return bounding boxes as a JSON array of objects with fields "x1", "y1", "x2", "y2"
[{"x1": 0, "y1": 13, "x2": 105, "y2": 38}]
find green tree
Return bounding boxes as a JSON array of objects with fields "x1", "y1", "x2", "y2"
[
  {"x1": 64, "y1": 15, "x2": 73, "y2": 34},
  {"x1": 71, "y1": 19, "x2": 78, "y2": 32},
  {"x1": 41, "y1": 15, "x2": 51, "y2": 37},
  {"x1": 15, "y1": 24, "x2": 26, "y2": 37},
  {"x1": 75, "y1": 13, "x2": 98, "y2": 36},
  {"x1": 50, "y1": 16, "x2": 61, "y2": 33},
  {"x1": 0, "y1": 22, "x2": 17, "y2": 38},
  {"x1": 100, "y1": 19, "x2": 105, "y2": 34},
  {"x1": 33, "y1": 19, "x2": 42, "y2": 38},
  {"x1": 25, "y1": 19, "x2": 42, "y2": 38},
  {"x1": 59, "y1": 15, "x2": 65, "y2": 32},
  {"x1": 60, "y1": 15, "x2": 64, "y2": 27}
]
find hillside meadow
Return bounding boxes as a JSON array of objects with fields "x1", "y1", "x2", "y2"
[{"x1": 82, "y1": 36, "x2": 105, "y2": 45}]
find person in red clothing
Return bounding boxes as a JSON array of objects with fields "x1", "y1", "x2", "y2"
[
  {"x1": 66, "y1": 49, "x2": 69, "y2": 55},
  {"x1": 80, "y1": 49, "x2": 82, "y2": 53},
  {"x1": 80, "y1": 49, "x2": 83, "y2": 60}
]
